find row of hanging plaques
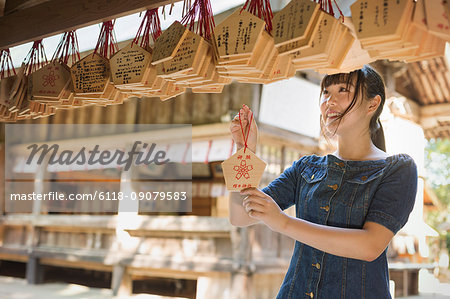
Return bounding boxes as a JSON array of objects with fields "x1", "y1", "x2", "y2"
[{"x1": 0, "y1": 0, "x2": 449, "y2": 122}]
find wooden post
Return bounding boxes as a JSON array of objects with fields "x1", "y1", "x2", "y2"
[
  {"x1": 26, "y1": 156, "x2": 49, "y2": 284},
  {"x1": 0, "y1": 144, "x2": 4, "y2": 215},
  {"x1": 230, "y1": 226, "x2": 255, "y2": 299},
  {"x1": 111, "y1": 264, "x2": 132, "y2": 296},
  {"x1": 26, "y1": 254, "x2": 44, "y2": 284},
  {"x1": 111, "y1": 143, "x2": 139, "y2": 295}
]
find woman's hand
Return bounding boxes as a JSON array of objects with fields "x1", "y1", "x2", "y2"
[
  {"x1": 230, "y1": 104, "x2": 258, "y2": 153},
  {"x1": 240, "y1": 187, "x2": 289, "y2": 233}
]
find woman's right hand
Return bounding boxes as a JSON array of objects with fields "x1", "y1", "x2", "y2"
[{"x1": 230, "y1": 104, "x2": 258, "y2": 152}]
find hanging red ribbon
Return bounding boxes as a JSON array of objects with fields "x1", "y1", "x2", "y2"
[
  {"x1": 93, "y1": 20, "x2": 119, "y2": 59},
  {"x1": 241, "y1": 0, "x2": 274, "y2": 32},
  {"x1": 0, "y1": 49, "x2": 16, "y2": 79},
  {"x1": 52, "y1": 30, "x2": 81, "y2": 66},
  {"x1": 132, "y1": 8, "x2": 162, "y2": 49},
  {"x1": 238, "y1": 104, "x2": 254, "y2": 154},
  {"x1": 316, "y1": 0, "x2": 344, "y2": 21},
  {"x1": 180, "y1": 0, "x2": 216, "y2": 40},
  {"x1": 23, "y1": 39, "x2": 47, "y2": 76}
]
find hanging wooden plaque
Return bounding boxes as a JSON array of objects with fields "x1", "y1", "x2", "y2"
[
  {"x1": 0, "y1": 75, "x2": 16, "y2": 108},
  {"x1": 214, "y1": 8, "x2": 266, "y2": 58},
  {"x1": 350, "y1": 0, "x2": 411, "y2": 41},
  {"x1": 158, "y1": 31, "x2": 209, "y2": 76},
  {"x1": 30, "y1": 61, "x2": 72, "y2": 101},
  {"x1": 221, "y1": 147, "x2": 266, "y2": 191},
  {"x1": 151, "y1": 21, "x2": 189, "y2": 65},
  {"x1": 110, "y1": 43, "x2": 152, "y2": 85},
  {"x1": 424, "y1": 0, "x2": 450, "y2": 40},
  {"x1": 272, "y1": 0, "x2": 320, "y2": 51},
  {"x1": 70, "y1": 53, "x2": 110, "y2": 94}
]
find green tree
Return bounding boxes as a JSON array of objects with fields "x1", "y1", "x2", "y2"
[
  {"x1": 425, "y1": 138, "x2": 450, "y2": 260},
  {"x1": 425, "y1": 138, "x2": 450, "y2": 209}
]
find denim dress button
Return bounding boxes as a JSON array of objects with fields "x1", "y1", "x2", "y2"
[
  {"x1": 320, "y1": 205, "x2": 330, "y2": 212},
  {"x1": 327, "y1": 184, "x2": 338, "y2": 190}
]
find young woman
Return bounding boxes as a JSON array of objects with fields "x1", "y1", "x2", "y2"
[{"x1": 228, "y1": 65, "x2": 418, "y2": 299}]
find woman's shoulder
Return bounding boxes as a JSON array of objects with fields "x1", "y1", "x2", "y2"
[{"x1": 296, "y1": 153, "x2": 417, "y2": 173}]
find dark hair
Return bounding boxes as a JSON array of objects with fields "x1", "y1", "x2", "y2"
[{"x1": 319, "y1": 65, "x2": 386, "y2": 152}]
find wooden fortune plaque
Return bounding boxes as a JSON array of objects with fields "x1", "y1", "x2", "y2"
[
  {"x1": 350, "y1": 0, "x2": 411, "y2": 40},
  {"x1": 424, "y1": 0, "x2": 450, "y2": 40},
  {"x1": 221, "y1": 147, "x2": 266, "y2": 191},
  {"x1": 214, "y1": 8, "x2": 266, "y2": 58},
  {"x1": 151, "y1": 21, "x2": 189, "y2": 65},
  {"x1": 272, "y1": 0, "x2": 320, "y2": 47},
  {"x1": 70, "y1": 53, "x2": 110, "y2": 94},
  {"x1": 110, "y1": 43, "x2": 152, "y2": 85},
  {"x1": 30, "y1": 61, "x2": 71, "y2": 101}
]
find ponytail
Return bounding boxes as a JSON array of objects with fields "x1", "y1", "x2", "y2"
[{"x1": 371, "y1": 118, "x2": 386, "y2": 152}]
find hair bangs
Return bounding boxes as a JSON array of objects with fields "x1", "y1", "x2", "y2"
[{"x1": 320, "y1": 70, "x2": 359, "y2": 92}]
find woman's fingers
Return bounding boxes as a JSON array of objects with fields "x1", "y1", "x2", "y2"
[
  {"x1": 243, "y1": 194, "x2": 269, "y2": 209},
  {"x1": 243, "y1": 201, "x2": 265, "y2": 213},
  {"x1": 240, "y1": 187, "x2": 267, "y2": 198}
]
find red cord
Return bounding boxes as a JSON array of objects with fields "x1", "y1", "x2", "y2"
[
  {"x1": 238, "y1": 105, "x2": 254, "y2": 154},
  {"x1": 52, "y1": 31, "x2": 81, "y2": 65},
  {"x1": 132, "y1": 8, "x2": 162, "y2": 49},
  {"x1": 93, "y1": 20, "x2": 119, "y2": 59},
  {"x1": 180, "y1": 0, "x2": 215, "y2": 40},
  {"x1": 241, "y1": 0, "x2": 273, "y2": 32},
  {"x1": 316, "y1": 0, "x2": 344, "y2": 21},
  {"x1": 24, "y1": 39, "x2": 47, "y2": 75},
  {"x1": 0, "y1": 49, "x2": 16, "y2": 79}
]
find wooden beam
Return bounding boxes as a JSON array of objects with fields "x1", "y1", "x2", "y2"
[
  {"x1": 0, "y1": 0, "x2": 5, "y2": 17},
  {"x1": 0, "y1": 0, "x2": 182, "y2": 49},
  {"x1": 4, "y1": 0, "x2": 50, "y2": 15},
  {"x1": 420, "y1": 103, "x2": 450, "y2": 128}
]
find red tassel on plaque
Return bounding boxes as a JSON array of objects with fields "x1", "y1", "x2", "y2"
[
  {"x1": 111, "y1": 9, "x2": 161, "y2": 92},
  {"x1": 31, "y1": 31, "x2": 79, "y2": 105},
  {"x1": 71, "y1": 21, "x2": 121, "y2": 105},
  {"x1": 222, "y1": 105, "x2": 266, "y2": 191}
]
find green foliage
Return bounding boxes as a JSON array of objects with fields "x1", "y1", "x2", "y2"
[
  {"x1": 424, "y1": 137, "x2": 449, "y2": 233},
  {"x1": 425, "y1": 138, "x2": 450, "y2": 205}
]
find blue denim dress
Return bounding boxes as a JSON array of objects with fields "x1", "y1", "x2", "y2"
[{"x1": 261, "y1": 153, "x2": 418, "y2": 299}]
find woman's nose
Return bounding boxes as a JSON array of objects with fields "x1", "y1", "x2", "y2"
[{"x1": 325, "y1": 94, "x2": 337, "y2": 107}]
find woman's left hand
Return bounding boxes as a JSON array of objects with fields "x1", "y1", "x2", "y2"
[{"x1": 240, "y1": 187, "x2": 290, "y2": 233}]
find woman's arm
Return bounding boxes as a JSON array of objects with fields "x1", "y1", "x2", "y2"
[
  {"x1": 240, "y1": 187, "x2": 395, "y2": 262},
  {"x1": 229, "y1": 191, "x2": 261, "y2": 227}
]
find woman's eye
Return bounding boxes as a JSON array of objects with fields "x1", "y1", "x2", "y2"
[
  {"x1": 322, "y1": 90, "x2": 329, "y2": 94},
  {"x1": 339, "y1": 87, "x2": 349, "y2": 92}
]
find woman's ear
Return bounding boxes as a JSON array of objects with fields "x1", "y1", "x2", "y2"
[{"x1": 367, "y1": 95, "x2": 381, "y2": 114}]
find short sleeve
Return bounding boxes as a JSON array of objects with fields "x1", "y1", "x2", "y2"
[
  {"x1": 261, "y1": 156, "x2": 306, "y2": 210},
  {"x1": 365, "y1": 154, "x2": 418, "y2": 235}
]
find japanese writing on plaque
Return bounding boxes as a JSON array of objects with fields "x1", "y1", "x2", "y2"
[
  {"x1": 71, "y1": 54, "x2": 109, "y2": 93},
  {"x1": 111, "y1": 44, "x2": 150, "y2": 85},
  {"x1": 152, "y1": 21, "x2": 187, "y2": 64},
  {"x1": 272, "y1": 0, "x2": 319, "y2": 45},
  {"x1": 214, "y1": 9, "x2": 265, "y2": 57},
  {"x1": 162, "y1": 31, "x2": 202, "y2": 74},
  {"x1": 358, "y1": 1, "x2": 368, "y2": 33}
]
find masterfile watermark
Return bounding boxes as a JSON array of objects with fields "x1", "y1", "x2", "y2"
[
  {"x1": 26, "y1": 141, "x2": 170, "y2": 171},
  {"x1": 5, "y1": 124, "x2": 193, "y2": 213}
]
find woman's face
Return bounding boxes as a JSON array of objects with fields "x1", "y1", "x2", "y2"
[{"x1": 320, "y1": 78, "x2": 368, "y2": 136}]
